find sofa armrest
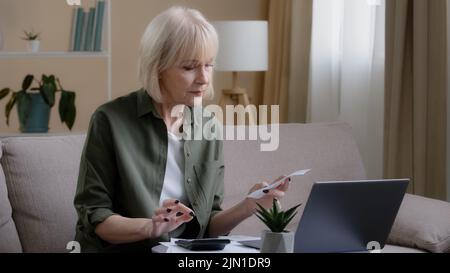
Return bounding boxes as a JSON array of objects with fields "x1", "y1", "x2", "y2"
[{"x1": 387, "y1": 194, "x2": 450, "y2": 253}]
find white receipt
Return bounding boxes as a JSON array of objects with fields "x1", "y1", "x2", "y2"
[{"x1": 247, "y1": 169, "x2": 310, "y2": 199}]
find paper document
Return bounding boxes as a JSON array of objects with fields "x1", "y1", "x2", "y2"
[{"x1": 247, "y1": 168, "x2": 310, "y2": 199}]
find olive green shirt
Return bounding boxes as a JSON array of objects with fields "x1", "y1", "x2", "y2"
[{"x1": 74, "y1": 89, "x2": 224, "y2": 252}]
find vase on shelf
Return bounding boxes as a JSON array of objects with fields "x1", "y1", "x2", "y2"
[{"x1": 27, "y1": 40, "x2": 40, "y2": 53}]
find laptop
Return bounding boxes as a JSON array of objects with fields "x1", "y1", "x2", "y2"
[{"x1": 239, "y1": 179, "x2": 409, "y2": 253}]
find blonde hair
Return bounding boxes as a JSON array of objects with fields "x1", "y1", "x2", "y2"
[{"x1": 138, "y1": 6, "x2": 218, "y2": 102}]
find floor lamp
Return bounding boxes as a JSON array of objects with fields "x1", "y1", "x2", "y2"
[{"x1": 212, "y1": 21, "x2": 268, "y2": 125}]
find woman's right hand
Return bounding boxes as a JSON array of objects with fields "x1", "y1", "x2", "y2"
[
  {"x1": 243, "y1": 176, "x2": 290, "y2": 216},
  {"x1": 148, "y1": 199, "x2": 195, "y2": 238}
]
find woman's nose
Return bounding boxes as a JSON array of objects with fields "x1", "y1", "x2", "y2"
[{"x1": 195, "y1": 66, "x2": 209, "y2": 85}]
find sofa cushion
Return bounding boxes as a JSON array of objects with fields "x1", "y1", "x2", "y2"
[
  {"x1": 0, "y1": 134, "x2": 86, "y2": 252},
  {"x1": 0, "y1": 141, "x2": 23, "y2": 253},
  {"x1": 387, "y1": 193, "x2": 450, "y2": 253},
  {"x1": 223, "y1": 122, "x2": 367, "y2": 236},
  {"x1": 382, "y1": 244, "x2": 427, "y2": 253}
]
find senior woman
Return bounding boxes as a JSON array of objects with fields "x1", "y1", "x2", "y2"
[{"x1": 74, "y1": 6, "x2": 289, "y2": 252}]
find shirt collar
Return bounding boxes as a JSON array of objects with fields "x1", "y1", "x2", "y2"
[
  {"x1": 137, "y1": 89, "x2": 160, "y2": 118},
  {"x1": 137, "y1": 89, "x2": 195, "y2": 126}
]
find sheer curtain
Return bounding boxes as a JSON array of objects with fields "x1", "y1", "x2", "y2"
[{"x1": 309, "y1": 0, "x2": 385, "y2": 179}]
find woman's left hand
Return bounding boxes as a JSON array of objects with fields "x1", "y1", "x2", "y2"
[{"x1": 244, "y1": 176, "x2": 291, "y2": 215}]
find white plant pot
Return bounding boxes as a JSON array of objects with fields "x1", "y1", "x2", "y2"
[
  {"x1": 260, "y1": 230, "x2": 295, "y2": 253},
  {"x1": 27, "y1": 40, "x2": 40, "y2": 52}
]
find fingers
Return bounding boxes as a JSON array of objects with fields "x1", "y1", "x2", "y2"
[
  {"x1": 272, "y1": 176, "x2": 285, "y2": 184},
  {"x1": 248, "y1": 176, "x2": 290, "y2": 199},
  {"x1": 159, "y1": 199, "x2": 194, "y2": 214},
  {"x1": 152, "y1": 210, "x2": 194, "y2": 226},
  {"x1": 264, "y1": 188, "x2": 285, "y2": 199},
  {"x1": 152, "y1": 214, "x2": 168, "y2": 223},
  {"x1": 154, "y1": 203, "x2": 172, "y2": 215},
  {"x1": 264, "y1": 175, "x2": 290, "y2": 192},
  {"x1": 255, "y1": 181, "x2": 270, "y2": 189},
  {"x1": 259, "y1": 176, "x2": 290, "y2": 195},
  {"x1": 153, "y1": 211, "x2": 193, "y2": 224},
  {"x1": 261, "y1": 176, "x2": 287, "y2": 197},
  {"x1": 154, "y1": 201, "x2": 181, "y2": 215},
  {"x1": 277, "y1": 177, "x2": 291, "y2": 191},
  {"x1": 154, "y1": 199, "x2": 196, "y2": 224},
  {"x1": 248, "y1": 181, "x2": 269, "y2": 195},
  {"x1": 162, "y1": 198, "x2": 181, "y2": 207},
  {"x1": 173, "y1": 210, "x2": 195, "y2": 223}
]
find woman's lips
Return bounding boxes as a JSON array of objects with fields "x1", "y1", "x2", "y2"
[{"x1": 189, "y1": 91, "x2": 204, "y2": 96}]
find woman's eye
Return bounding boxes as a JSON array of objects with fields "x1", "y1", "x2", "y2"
[{"x1": 182, "y1": 64, "x2": 213, "y2": 71}]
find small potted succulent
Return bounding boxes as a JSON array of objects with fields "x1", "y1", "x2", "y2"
[
  {"x1": 255, "y1": 200, "x2": 301, "y2": 253},
  {"x1": 22, "y1": 29, "x2": 40, "y2": 52}
]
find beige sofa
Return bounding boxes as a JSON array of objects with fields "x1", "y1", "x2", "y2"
[{"x1": 1, "y1": 122, "x2": 449, "y2": 253}]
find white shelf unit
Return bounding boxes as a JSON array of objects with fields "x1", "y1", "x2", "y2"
[{"x1": 0, "y1": 0, "x2": 112, "y2": 101}]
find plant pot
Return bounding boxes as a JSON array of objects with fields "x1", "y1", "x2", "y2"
[
  {"x1": 18, "y1": 93, "x2": 50, "y2": 133},
  {"x1": 27, "y1": 40, "x2": 40, "y2": 52},
  {"x1": 260, "y1": 230, "x2": 295, "y2": 253}
]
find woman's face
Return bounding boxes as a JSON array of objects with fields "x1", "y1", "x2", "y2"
[{"x1": 159, "y1": 59, "x2": 214, "y2": 107}]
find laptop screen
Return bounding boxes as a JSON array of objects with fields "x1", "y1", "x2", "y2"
[{"x1": 293, "y1": 179, "x2": 409, "y2": 253}]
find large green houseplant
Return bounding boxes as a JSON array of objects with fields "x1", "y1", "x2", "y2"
[
  {"x1": 0, "y1": 74, "x2": 76, "y2": 132},
  {"x1": 255, "y1": 200, "x2": 301, "y2": 253}
]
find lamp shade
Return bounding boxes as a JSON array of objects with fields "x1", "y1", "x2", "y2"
[{"x1": 212, "y1": 21, "x2": 268, "y2": 71}]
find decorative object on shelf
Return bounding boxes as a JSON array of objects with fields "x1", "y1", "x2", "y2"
[
  {"x1": 212, "y1": 21, "x2": 268, "y2": 125},
  {"x1": 22, "y1": 29, "x2": 41, "y2": 52},
  {"x1": 0, "y1": 74, "x2": 77, "y2": 133},
  {"x1": 255, "y1": 199, "x2": 301, "y2": 253}
]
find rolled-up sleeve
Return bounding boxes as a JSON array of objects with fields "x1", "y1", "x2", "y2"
[
  {"x1": 205, "y1": 139, "x2": 225, "y2": 236},
  {"x1": 74, "y1": 110, "x2": 118, "y2": 235}
]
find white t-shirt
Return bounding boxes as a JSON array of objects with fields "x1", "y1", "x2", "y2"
[{"x1": 159, "y1": 131, "x2": 188, "y2": 207}]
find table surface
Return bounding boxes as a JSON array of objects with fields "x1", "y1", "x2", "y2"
[{"x1": 151, "y1": 237, "x2": 427, "y2": 253}]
